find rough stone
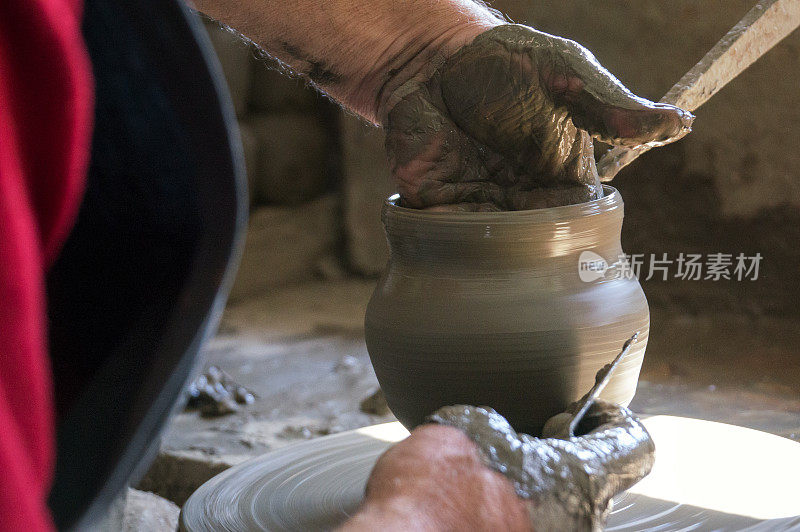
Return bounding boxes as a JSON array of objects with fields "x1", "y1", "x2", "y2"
[
  {"x1": 227, "y1": 195, "x2": 340, "y2": 302},
  {"x1": 223, "y1": 279, "x2": 374, "y2": 339},
  {"x1": 492, "y1": 0, "x2": 800, "y2": 216},
  {"x1": 202, "y1": 20, "x2": 253, "y2": 117},
  {"x1": 137, "y1": 451, "x2": 244, "y2": 508},
  {"x1": 249, "y1": 60, "x2": 320, "y2": 113},
  {"x1": 244, "y1": 112, "x2": 332, "y2": 204},
  {"x1": 98, "y1": 488, "x2": 180, "y2": 532},
  {"x1": 340, "y1": 114, "x2": 395, "y2": 275}
]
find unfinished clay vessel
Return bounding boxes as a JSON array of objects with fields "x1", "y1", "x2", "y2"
[{"x1": 365, "y1": 186, "x2": 649, "y2": 434}]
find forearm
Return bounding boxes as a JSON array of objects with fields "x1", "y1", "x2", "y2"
[{"x1": 191, "y1": 0, "x2": 502, "y2": 123}]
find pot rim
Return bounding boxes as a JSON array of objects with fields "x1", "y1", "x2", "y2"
[{"x1": 384, "y1": 185, "x2": 622, "y2": 224}]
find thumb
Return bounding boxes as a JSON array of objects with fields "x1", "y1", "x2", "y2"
[{"x1": 540, "y1": 31, "x2": 694, "y2": 147}]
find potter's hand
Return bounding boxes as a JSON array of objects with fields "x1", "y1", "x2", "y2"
[
  {"x1": 340, "y1": 401, "x2": 653, "y2": 532},
  {"x1": 386, "y1": 24, "x2": 694, "y2": 211},
  {"x1": 427, "y1": 402, "x2": 655, "y2": 531},
  {"x1": 338, "y1": 424, "x2": 532, "y2": 531},
  {"x1": 194, "y1": 0, "x2": 691, "y2": 210}
]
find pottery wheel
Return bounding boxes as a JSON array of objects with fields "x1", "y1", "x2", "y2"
[{"x1": 181, "y1": 416, "x2": 800, "y2": 531}]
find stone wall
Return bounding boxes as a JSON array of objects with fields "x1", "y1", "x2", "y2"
[
  {"x1": 491, "y1": 0, "x2": 800, "y2": 315},
  {"x1": 201, "y1": 19, "x2": 346, "y2": 301},
  {"x1": 340, "y1": 116, "x2": 394, "y2": 274},
  {"x1": 201, "y1": 3, "x2": 800, "y2": 314}
]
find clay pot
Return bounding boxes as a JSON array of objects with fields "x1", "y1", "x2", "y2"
[{"x1": 365, "y1": 187, "x2": 649, "y2": 435}]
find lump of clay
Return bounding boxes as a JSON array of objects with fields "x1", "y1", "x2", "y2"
[
  {"x1": 427, "y1": 400, "x2": 654, "y2": 531},
  {"x1": 185, "y1": 366, "x2": 256, "y2": 418}
]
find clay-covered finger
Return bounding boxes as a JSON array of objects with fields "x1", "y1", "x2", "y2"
[
  {"x1": 546, "y1": 72, "x2": 694, "y2": 148},
  {"x1": 423, "y1": 202, "x2": 503, "y2": 212},
  {"x1": 387, "y1": 85, "x2": 516, "y2": 209},
  {"x1": 438, "y1": 28, "x2": 557, "y2": 173},
  {"x1": 437, "y1": 25, "x2": 603, "y2": 190},
  {"x1": 386, "y1": 88, "x2": 466, "y2": 207},
  {"x1": 428, "y1": 402, "x2": 655, "y2": 530},
  {"x1": 440, "y1": 24, "x2": 692, "y2": 153},
  {"x1": 530, "y1": 26, "x2": 695, "y2": 147},
  {"x1": 508, "y1": 185, "x2": 598, "y2": 210}
]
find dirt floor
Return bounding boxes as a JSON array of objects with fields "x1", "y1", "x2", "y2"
[{"x1": 139, "y1": 279, "x2": 800, "y2": 508}]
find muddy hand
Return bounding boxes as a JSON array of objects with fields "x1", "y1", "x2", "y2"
[
  {"x1": 343, "y1": 424, "x2": 532, "y2": 531},
  {"x1": 428, "y1": 401, "x2": 655, "y2": 531},
  {"x1": 386, "y1": 24, "x2": 693, "y2": 211}
]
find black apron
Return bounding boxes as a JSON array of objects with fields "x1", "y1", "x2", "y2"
[{"x1": 45, "y1": 0, "x2": 246, "y2": 528}]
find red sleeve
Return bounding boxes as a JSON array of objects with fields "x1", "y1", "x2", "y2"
[{"x1": 0, "y1": 0, "x2": 93, "y2": 529}]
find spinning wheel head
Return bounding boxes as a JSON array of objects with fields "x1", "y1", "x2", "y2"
[{"x1": 181, "y1": 417, "x2": 800, "y2": 531}]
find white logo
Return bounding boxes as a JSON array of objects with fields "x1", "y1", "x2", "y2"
[{"x1": 578, "y1": 251, "x2": 608, "y2": 282}]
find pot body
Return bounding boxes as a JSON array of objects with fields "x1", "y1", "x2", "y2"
[{"x1": 365, "y1": 187, "x2": 649, "y2": 434}]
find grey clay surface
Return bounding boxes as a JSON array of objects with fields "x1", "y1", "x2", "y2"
[{"x1": 365, "y1": 186, "x2": 650, "y2": 434}]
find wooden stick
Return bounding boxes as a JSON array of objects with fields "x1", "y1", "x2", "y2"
[{"x1": 567, "y1": 332, "x2": 638, "y2": 437}]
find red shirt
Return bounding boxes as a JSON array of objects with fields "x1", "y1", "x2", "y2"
[{"x1": 0, "y1": 0, "x2": 93, "y2": 529}]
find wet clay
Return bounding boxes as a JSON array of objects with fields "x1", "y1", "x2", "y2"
[
  {"x1": 428, "y1": 399, "x2": 654, "y2": 531},
  {"x1": 385, "y1": 24, "x2": 692, "y2": 211},
  {"x1": 365, "y1": 187, "x2": 650, "y2": 435},
  {"x1": 185, "y1": 366, "x2": 256, "y2": 417}
]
